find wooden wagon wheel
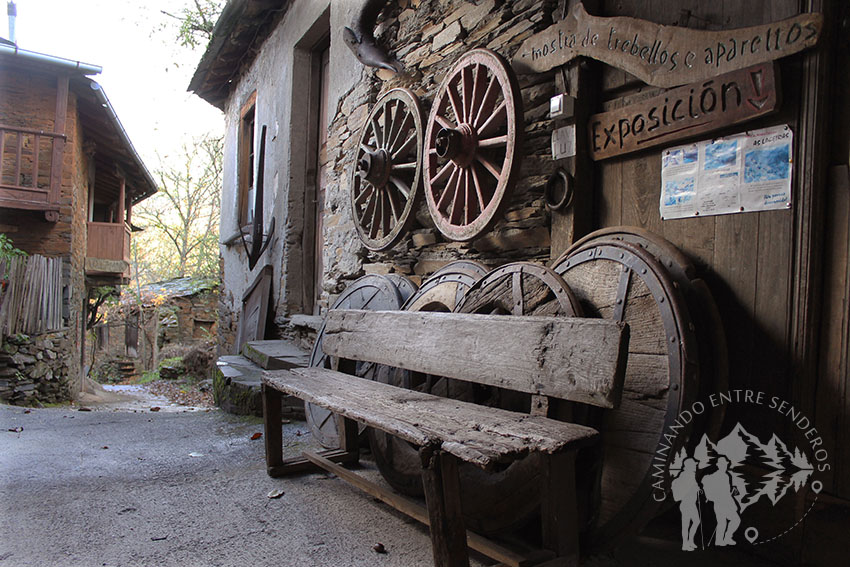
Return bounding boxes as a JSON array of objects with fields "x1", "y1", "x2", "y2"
[
  {"x1": 424, "y1": 49, "x2": 523, "y2": 241},
  {"x1": 351, "y1": 88, "x2": 424, "y2": 251},
  {"x1": 384, "y1": 273, "x2": 418, "y2": 304},
  {"x1": 561, "y1": 227, "x2": 729, "y2": 445},
  {"x1": 306, "y1": 275, "x2": 403, "y2": 448},
  {"x1": 370, "y1": 261, "x2": 488, "y2": 496},
  {"x1": 551, "y1": 238, "x2": 701, "y2": 548},
  {"x1": 430, "y1": 259, "x2": 489, "y2": 280},
  {"x1": 370, "y1": 262, "x2": 581, "y2": 534}
]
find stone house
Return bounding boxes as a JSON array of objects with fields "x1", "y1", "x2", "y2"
[
  {"x1": 0, "y1": 40, "x2": 157, "y2": 403},
  {"x1": 189, "y1": 0, "x2": 849, "y2": 562},
  {"x1": 92, "y1": 277, "x2": 219, "y2": 374}
]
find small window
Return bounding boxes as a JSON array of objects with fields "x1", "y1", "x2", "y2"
[{"x1": 238, "y1": 92, "x2": 257, "y2": 227}]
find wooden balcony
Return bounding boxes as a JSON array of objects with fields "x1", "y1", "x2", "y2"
[
  {"x1": 86, "y1": 221, "x2": 131, "y2": 281},
  {"x1": 0, "y1": 124, "x2": 65, "y2": 221}
]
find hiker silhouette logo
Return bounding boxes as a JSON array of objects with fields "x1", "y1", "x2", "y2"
[{"x1": 653, "y1": 391, "x2": 830, "y2": 551}]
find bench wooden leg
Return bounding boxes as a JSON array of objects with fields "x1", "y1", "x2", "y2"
[
  {"x1": 338, "y1": 415, "x2": 360, "y2": 465},
  {"x1": 541, "y1": 451, "x2": 579, "y2": 566},
  {"x1": 420, "y1": 447, "x2": 469, "y2": 567},
  {"x1": 263, "y1": 383, "x2": 283, "y2": 473}
]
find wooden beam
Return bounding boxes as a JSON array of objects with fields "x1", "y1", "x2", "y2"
[
  {"x1": 541, "y1": 452, "x2": 579, "y2": 565},
  {"x1": 301, "y1": 450, "x2": 542, "y2": 567},
  {"x1": 49, "y1": 75, "x2": 69, "y2": 205},
  {"x1": 117, "y1": 174, "x2": 126, "y2": 225},
  {"x1": 549, "y1": 0, "x2": 600, "y2": 259},
  {"x1": 264, "y1": 367, "x2": 600, "y2": 468},
  {"x1": 321, "y1": 309, "x2": 628, "y2": 408},
  {"x1": 263, "y1": 383, "x2": 283, "y2": 470},
  {"x1": 420, "y1": 449, "x2": 469, "y2": 567}
]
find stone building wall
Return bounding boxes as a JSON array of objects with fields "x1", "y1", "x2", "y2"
[
  {"x1": 318, "y1": 0, "x2": 558, "y2": 306},
  {"x1": 0, "y1": 331, "x2": 73, "y2": 404},
  {"x1": 0, "y1": 64, "x2": 88, "y2": 402},
  {"x1": 214, "y1": 0, "x2": 561, "y2": 350}
]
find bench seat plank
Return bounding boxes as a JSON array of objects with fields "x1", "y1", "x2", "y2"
[
  {"x1": 321, "y1": 309, "x2": 629, "y2": 408},
  {"x1": 263, "y1": 367, "x2": 599, "y2": 469}
]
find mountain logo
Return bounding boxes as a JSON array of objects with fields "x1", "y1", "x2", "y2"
[{"x1": 655, "y1": 391, "x2": 830, "y2": 551}]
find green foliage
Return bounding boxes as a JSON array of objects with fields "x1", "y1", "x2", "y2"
[
  {"x1": 161, "y1": 0, "x2": 225, "y2": 49},
  {"x1": 137, "y1": 370, "x2": 160, "y2": 384},
  {"x1": 0, "y1": 233, "x2": 26, "y2": 262}
]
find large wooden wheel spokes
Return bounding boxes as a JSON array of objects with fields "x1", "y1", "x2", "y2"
[
  {"x1": 352, "y1": 88, "x2": 424, "y2": 251},
  {"x1": 424, "y1": 49, "x2": 523, "y2": 241}
]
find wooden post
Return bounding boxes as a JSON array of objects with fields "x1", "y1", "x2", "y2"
[
  {"x1": 550, "y1": 0, "x2": 601, "y2": 260},
  {"x1": 541, "y1": 451, "x2": 579, "y2": 565},
  {"x1": 337, "y1": 415, "x2": 360, "y2": 463},
  {"x1": 420, "y1": 447, "x2": 469, "y2": 567},
  {"x1": 117, "y1": 173, "x2": 126, "y2": 227},
  {"x1": 48, "y1": 75, "x2": 68, "y2": 210},
  {"x1": 263, "y1": 383, "x2": 283, "y2": 471}
]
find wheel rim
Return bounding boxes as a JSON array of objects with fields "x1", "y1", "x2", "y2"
[
  {"x1": 424, "y1": 49, "x2": 523, "y2": 242},
  {"x1": 552, "y1": 239, "x2": 699, "y2": 548},
  {"x1": 352, "y1": 88, "x2": 424, "y2": 251},
  {"x1": 306, "y1": 275, "x2": 403, "y2": 448},
  {"x1": 370, "y1": 262, "x2": 487, "y2": 497}
]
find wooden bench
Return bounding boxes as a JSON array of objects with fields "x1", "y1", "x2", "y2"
[{"x1": 263, "y1": 309, "x2": 628, "y2": 567}]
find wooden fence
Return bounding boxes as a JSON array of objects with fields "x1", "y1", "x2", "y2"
[{"x1": 0, "y1": 254, "x2": 64, "y2": 336}]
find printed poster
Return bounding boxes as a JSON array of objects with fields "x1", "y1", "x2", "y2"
[{"x1": 660, "y1": 125, "x2": 793, "y2": 220}]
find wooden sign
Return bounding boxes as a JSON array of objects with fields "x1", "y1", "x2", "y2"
[
  {"x1": 589, "y1": 62, "x2": 779, "y2": 160},
  {"x1": 512, "y1": 4, "x2": 821, "y2": 88}
]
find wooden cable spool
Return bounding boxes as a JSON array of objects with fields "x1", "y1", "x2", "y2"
[
  {"x1": 306, "y1": 274, "x2": 404, "y2": 448},
  {"x1": 551, "y1": 233, "x2": 704, "y2": 548},
  {"x1": 351, "y1": 88, "x2": 425, "y2": 251},
  {"x1": 424, "y1": 49, "x2": 523, "y2": 241}
]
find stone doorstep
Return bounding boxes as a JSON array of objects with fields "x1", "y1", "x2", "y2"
[
  {"x1": 215, "y1": 354, "x2": 306, "y2": 418},
  {"x1": 242, "y1": 340, "x2": 310, "y2": 370}
]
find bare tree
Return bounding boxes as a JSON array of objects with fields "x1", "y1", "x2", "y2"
[{"x1": 134, "y1": 135, "x2": 222, "y2": 282}]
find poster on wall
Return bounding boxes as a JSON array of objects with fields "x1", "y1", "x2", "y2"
[{"x1": 660, "y1": 125, "x2": 793, "y2": 220}]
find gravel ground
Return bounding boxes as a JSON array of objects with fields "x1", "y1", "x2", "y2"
[{"x1": 0, "y1": 403, "x2": 488, "y2": 567}]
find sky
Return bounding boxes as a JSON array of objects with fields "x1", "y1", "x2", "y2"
[{"x1": 7, "y1": 0, "x2": 224, "y2": 173}]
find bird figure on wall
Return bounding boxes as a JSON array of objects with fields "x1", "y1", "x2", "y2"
[{"x1": 343, "y1": 0, "x2": 403, "y2": 73}]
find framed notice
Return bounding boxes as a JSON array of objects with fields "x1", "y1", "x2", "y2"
[{"x1": 660, "y1": 125, "x2": 792, "y2": 220}]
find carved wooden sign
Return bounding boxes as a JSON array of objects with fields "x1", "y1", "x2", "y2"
[
  {"x1": 589, "y1": 62, "x2": 779, "y2": 160},
  {"x1": 511, "y1": 4, "x2": 821, "y2": 88}
]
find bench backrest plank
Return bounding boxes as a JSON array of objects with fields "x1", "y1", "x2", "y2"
[{"x1": 321, "y1": 309, "x2": 629, "y2": 408}]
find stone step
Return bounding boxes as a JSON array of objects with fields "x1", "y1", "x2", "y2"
[
  {"x1": 242, "y1": 340, "x2": 310, "y2": 370},
  {"x1": 214, "y1": 354, "x2": 305, "y2": 418}
]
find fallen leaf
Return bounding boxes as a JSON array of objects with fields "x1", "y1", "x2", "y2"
[
  {"x1": 267, "y1": 489, "x2": 285, "y2": 499},
  {"x1": 372, "y1": 543, "x2": 387, "y2": 554},
  {"x1": 7, "y1": 426, "x2": 23, "y2": 433},
  {"x1": 101, "y1": 446, "x2": 109, "y2": 450},
  {"x1": 149, "y1": 407, "x2": 161, "y2": 412},
  {"x1": 24, "y1": 409, "x2": 31, "y2": 414},
  {"x1": 251, "y1": 432, "x2": 262, "y2": 441}
]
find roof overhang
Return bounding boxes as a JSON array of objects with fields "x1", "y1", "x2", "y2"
[
  {"x1": 0, "y1": 47, "x2": 157, "y2": 205},
  {"x1": 188, "y1": 0, "x2": 290, "y2": 110}
]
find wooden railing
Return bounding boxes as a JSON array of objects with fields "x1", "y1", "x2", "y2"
[
  {"x1": 0, "y1": 124, "x2": 65, "y2": 216},
  {"x1": 87, "y1": 222, "x2": 131, "y2": 266}
]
